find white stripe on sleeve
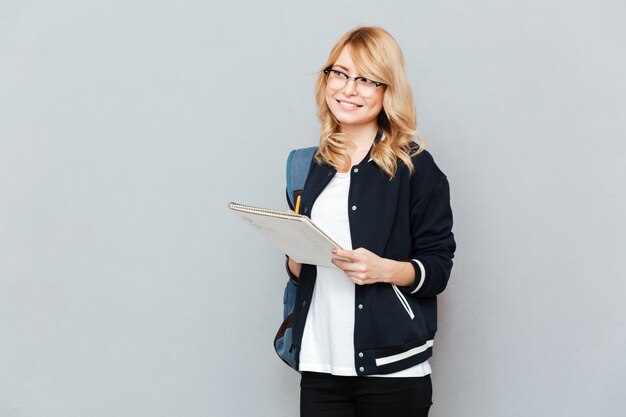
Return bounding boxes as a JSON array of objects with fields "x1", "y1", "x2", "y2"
[{"x1": 410, "y1": 259, "x2": 426, "y2": 294}]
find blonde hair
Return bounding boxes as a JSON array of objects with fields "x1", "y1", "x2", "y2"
[{"x1": 314, "y1": 26, "x2": 423, "y2": 178}]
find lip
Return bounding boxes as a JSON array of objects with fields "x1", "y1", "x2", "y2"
[{"x1": 335, "y1": 99, "x2": 363, "y2": 111}]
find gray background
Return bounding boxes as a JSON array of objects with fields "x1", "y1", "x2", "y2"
[{"x1": 1, "y1": 1, "x2": 625, "y2": 416}]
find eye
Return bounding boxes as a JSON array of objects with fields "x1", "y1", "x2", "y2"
[
  {"x1": 356, "y1": 77, "x2": 377, "y2": 88},
  {"x1": 332, "y1": 70, "x2": 349, "y2": 79}
]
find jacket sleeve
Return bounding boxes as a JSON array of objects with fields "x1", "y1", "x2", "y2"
[{"x1": 402, "y1": 176, "x2": 456, "y2": 297}]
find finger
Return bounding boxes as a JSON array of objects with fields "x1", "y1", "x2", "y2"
[
  {"x1": 334, "y1": 260, "x2": 364, "y2": 273},
  {"x1": 332, "y1": 258, "x2": 349, "y2": 269},
  {"x1": 353, "y1": 247, "x2": 375, "y2": 257},
  {"x1": 354, "y1": 271, "x2": 368, "y2": 280},
  {"x1": 332, "y1": 248, "x2": 358, "y2": 261},
  {"x1": 346, "y1": 274, "x2": 359, "y2": 284},
  {"x1": 333, "y1": 259, "x2": 359, "y2": 273},
  {"x1": 352, "y1": 276, "x2": 366, "y2": 286}
]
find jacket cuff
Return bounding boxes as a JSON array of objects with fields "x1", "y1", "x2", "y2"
[
  {"x1": 406, "y1": 259, "x2": 426, "y2": 294},
  {"x1": 285, "y1": 256, "x2": 299, "y2": 285}
]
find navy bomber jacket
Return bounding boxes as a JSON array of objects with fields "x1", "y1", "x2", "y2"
[{"x1": 290, "y1": 144, "x2": 456, "y2": 376}]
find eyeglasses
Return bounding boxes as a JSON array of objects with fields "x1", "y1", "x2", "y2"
[{"x1": 323, "y1": 67, "x2": 385, "y2": 97}]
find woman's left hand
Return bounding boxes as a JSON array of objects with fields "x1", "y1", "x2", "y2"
[{"x1": 331, "y1": 247, "x2": 414, "y2": 286}]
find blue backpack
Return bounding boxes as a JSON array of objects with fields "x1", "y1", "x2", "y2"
[{"x1": 273, "y1": 146, "x2": 317, "y2": 370}]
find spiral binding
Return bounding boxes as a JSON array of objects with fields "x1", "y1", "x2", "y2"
[{"x1": 228, "y1": 202, "x2": 304, "y2": 221}]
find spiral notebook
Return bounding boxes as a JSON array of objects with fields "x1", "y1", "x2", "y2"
[{"x1": 228, "y1": 202, "x2": 345, "y2": 268}]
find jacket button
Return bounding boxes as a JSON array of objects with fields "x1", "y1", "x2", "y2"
[
  {"x1": 359, "y1": 367, "x2": 365, "y2": 372},
  {"x1": 358, "y1": 352, "x2": 364, "y2": 358},
  {"x1": 302, "y1": 301, "x2": 307, "y2": 307},
  {"x1": 351, "y1": 205, "x2": 357, "y2": 211},
  {"x1": 353, "y1": 168, "x2": 359, "y2": 173},
  {"x1": 357, "y1": 304, "x2": 363, "y2": 310}
]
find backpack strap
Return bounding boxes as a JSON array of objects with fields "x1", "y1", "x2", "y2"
[
  {"x1": 286, "y1": 146, "x2": 317, "y2": 209},
  {"x1": 277, "y1": 146, "x2": 316, "y2": 371}
]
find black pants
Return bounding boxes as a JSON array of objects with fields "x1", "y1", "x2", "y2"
[{"x1": 300, "y1": 371, "x2": 432, "y2": 417}]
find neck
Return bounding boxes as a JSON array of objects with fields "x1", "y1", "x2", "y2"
[{"x1": 341, "y1": 122, "x2": 379, "y2": 150}]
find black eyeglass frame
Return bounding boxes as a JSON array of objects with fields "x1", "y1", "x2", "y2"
[{"x1": 323, "y1": 67, "x2": 386, "y2": 89}]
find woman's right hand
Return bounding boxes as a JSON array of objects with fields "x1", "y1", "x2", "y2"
[{"x1": 288, "y1": 257, "x2": 302, "y2": 279}]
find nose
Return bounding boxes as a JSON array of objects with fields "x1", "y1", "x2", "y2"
[{"x1": 342, "y1": 78, "x2": 358, "y2": 96}]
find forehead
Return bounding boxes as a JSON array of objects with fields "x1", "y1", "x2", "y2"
[
  {"x1": 333, "y1": 47, "x2": 356, "y2": 72},
  {"x1": 333, "y1": 45, "x2": 377, "y2": 79}
]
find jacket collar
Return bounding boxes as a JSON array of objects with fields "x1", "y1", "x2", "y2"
[{"x1": 301, "y1": 129, "x2": 382, "y2": 216}]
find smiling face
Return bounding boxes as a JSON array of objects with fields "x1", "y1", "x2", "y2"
[{"x1": 325, "y1": 47, "x2": 384, "y2": 132}]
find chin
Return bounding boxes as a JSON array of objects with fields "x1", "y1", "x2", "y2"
[{"x1": 335, "y1": 113, "x2": 376, "y2": 127}]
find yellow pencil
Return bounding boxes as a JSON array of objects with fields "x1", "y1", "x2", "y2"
[{"x1": 295, "y1": 195, "x2": 302, "y2": 214}]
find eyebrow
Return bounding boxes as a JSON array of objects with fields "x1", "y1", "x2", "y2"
[{"x1": 331, "y1": 65, "x2": 350, "y2": 72}]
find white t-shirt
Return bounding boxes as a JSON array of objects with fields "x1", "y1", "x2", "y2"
[{"x1": 298, "y1": 171, "x2": 431, "y2": 377}]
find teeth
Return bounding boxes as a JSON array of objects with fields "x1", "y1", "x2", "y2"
[{"x1": 339, "y1": 101, "x2": 358, "y2": 108}]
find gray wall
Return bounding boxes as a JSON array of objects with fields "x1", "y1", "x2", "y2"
[{"x1": 1, "y1": 1, "x2": 625, "y2": 416}]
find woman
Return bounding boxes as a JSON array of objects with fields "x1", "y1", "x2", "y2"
[{"x1": 286, "y1": 26, "x2": 455, "y2": 417}]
